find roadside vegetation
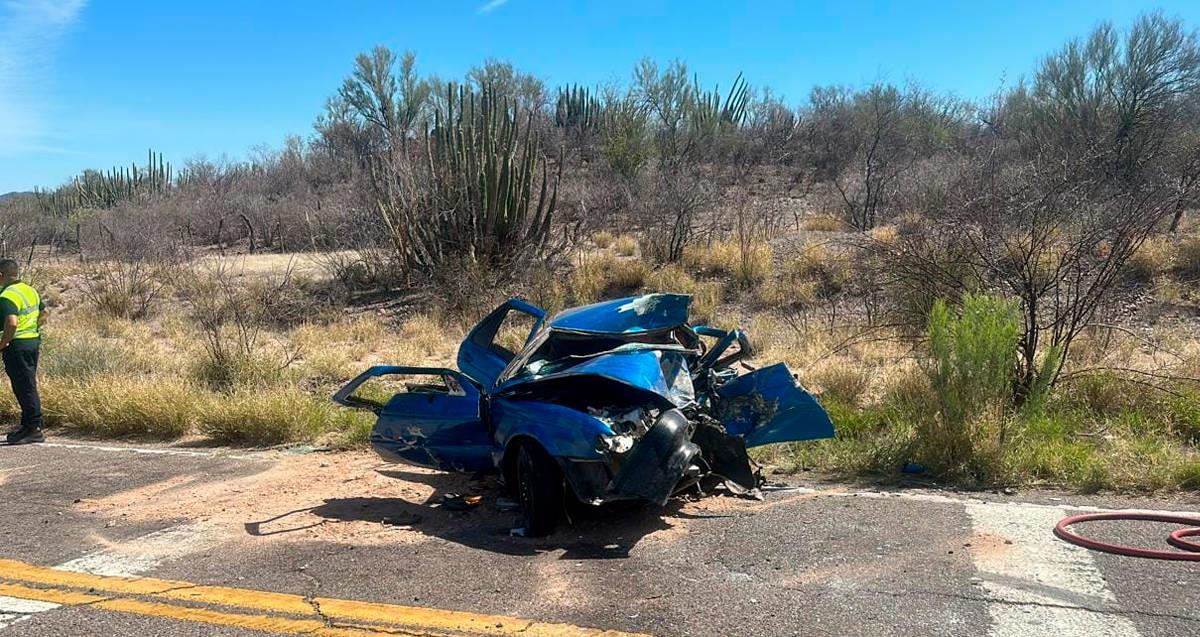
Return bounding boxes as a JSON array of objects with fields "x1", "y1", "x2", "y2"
[{"x1": 2, "y1": 13, "x2": 1200, "y2": 491}]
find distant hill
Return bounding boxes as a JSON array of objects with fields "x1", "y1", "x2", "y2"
[{"x1": 0, "y1": 192, "x2": 32, "y2": 204}]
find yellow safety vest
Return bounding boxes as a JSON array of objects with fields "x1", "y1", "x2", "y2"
[{"x1": 1, "y1": 282, "x2": 41, "y2": 340}]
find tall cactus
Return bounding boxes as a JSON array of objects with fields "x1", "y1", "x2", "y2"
[
  {"x1": 555, "y1": 84, "x2": 603, "y2": 130},
  {"x1": 689, "y1": 73, "x2": 750, "y2": 140},
  {"x1": 38, "y1": 149, "x2": 174, "y2": 215},
  {"x1": 382, "y1": 83, "x2": 560, "y2": 272}
]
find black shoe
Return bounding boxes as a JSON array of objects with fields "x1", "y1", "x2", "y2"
[{"x1": 6, "y1": 429, "x2": 43, "y2": 445}]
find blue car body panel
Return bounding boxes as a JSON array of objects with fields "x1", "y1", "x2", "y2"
[
  {"x1": 715, "y1": 363, "x2": 835, "y2": 447},
  {"x1": 335, "y1": 366, "x2": 493, "y2": 473},
  {"x1": 489, "y1": 398, "x2": 613, "y2": 462}
]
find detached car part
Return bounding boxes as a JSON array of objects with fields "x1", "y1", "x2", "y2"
[{"x1": 334, "y1": 294, "x2": 834, "y2": 536}]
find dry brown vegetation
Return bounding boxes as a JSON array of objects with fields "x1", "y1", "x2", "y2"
[{"x1": 2, "y1": 13, "x2": 1200, "y2": 490}]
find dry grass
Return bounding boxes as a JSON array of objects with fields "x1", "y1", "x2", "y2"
[
  {"x1": 199, "y1": 389, "x2": 354, "y2": 446},
  {"x1": 46, "y1": 375, "x2": 200, "y2": 439},
  {"x1": 644, "y1": 264, "x2": 725, "y2": 325},
  {"x1": 592, "y1": 230, "x2": 616, "y2": 249},
  {"x1": 682, "y1": 239, "x2": 772, "y2": 287},
  {"x1": 1127, "y1": 235, "x2": 1173, "y2": 281},
  {"x1": 612, "y1": 234, "x2": 639, "y2": 256},
  {"x1": 570, "y1": 253, "x2": 650, "y2": 303},
  {"x1": 1178, "y1": 232, "x2": 1200, "y2": 278},
  {"x1": 803, "y1": 215, "x2": 847, "y2": 232}
]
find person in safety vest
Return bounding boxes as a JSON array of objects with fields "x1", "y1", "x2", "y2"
[{"x1": 0, "y1": 259, "x2": 45, "y2": 445}]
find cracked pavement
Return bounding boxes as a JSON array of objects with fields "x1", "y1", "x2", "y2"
[{"x1": 1, "y1": 439, "x2": 1197, "y2": 636}]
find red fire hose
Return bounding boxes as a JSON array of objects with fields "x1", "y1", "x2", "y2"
[{"x1": 1054, "y1": 511, "x2": 1200, "y2": 561}]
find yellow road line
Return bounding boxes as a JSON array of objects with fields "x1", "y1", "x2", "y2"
[
  {"x1": 0, "y1": 582, "x2": 424, "y2": 636},
  {"x1": 0, "y1": 558, "x2": 651, "y2": 637}
]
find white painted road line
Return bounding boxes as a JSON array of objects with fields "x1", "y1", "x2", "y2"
[
  {"x1": 966, "y1": 502, "x2": 1141, "y2": 637},
  {"x1": 56, "y1": 522, "x2": 223, "y2": 577},
  {"x1": 0, "y1": 597, "x2": 58, "y2": 630},
  {"x1": 0, "y1": 522, "x2": 222, "y2": 630},
  {"x1": 36, "y1": 441, "x2": 261, "y2": 460}
]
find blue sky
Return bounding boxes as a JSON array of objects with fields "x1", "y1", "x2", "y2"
[{"x1": 3, "y1": 0, "x2": 1200, "y2": 193}]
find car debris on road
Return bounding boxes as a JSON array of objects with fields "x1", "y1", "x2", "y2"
[{"x1": 334, "y1": 293, "x2": 835, "y2": 535}]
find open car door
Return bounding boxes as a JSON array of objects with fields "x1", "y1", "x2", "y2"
[
  {"x1": 457, "y1": 299, "x2": 546, "y2": 389},
  {"x1": 333, "y1": 366, "x2": 493, "y2": 472}
]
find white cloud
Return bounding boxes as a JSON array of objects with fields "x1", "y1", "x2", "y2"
[
  {"x1": 476, "y1": 0, "x2": 508, "y2": 15},
  {"x1": 0, "y1": 0, "x2": 88, "y2": 158}
]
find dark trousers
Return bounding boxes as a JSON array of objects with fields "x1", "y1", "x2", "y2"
[{"x1": 3, "y1": 340, "x2": 41, "y2": 431}]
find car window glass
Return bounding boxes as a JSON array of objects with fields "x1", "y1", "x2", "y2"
[{"x1": 491, "y1": 309, "x2": 537, "y2": 362}]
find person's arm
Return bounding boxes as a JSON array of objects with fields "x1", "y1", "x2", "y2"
[{"x1": 0, "y1": 314, "x2": 16, "y2": 350}]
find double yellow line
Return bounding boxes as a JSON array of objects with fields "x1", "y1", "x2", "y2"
[{"x1": 0, "y1": 558, "x2": 650, "y2": 637}]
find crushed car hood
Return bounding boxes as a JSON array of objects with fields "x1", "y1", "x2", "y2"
[
  {"x1": 498, "y1": 348, "x2": 697, "y2": 408},
  {"x1": 548, "y1": 294, "x2": 691, "y2": 334}
]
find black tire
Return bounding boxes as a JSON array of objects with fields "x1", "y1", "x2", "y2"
[{"x1": 515, "y1": 442, "x2": 565, "y2": 537}]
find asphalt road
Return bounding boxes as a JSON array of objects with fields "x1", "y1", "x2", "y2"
[{"x1": 0, "y1": 439, "x2": 1196, "y2": 636}]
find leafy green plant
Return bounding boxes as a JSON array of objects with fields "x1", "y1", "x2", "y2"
[{"x1": 915, "y1": 295, "x2": 1020, "y2": 476}]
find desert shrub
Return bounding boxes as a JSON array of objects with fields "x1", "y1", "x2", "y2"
[
  {"x1": 521, "y1": 267, "x2": 569, "y2": 315},
  {"x1": 593, "y1": 230, "x2": 616, "y2": 248},
  {"x1": 612, "y1": 235, "x2": 639, "y2": 256},
  {"x1": 190, "y1": 348, "x2": 294, "y2": 390},
  {"x1": 636, "y1": 168, "x2": 715, "y2": 263},
  {"x1": 910, "y1": 295, "x2": 1021, "y2": 478},
  {"x1": 178, "y1": 262, "x2": 302, "y2": 390},
  {"x1": 80, "y1": 261, "x2": 173, "y2": 319},
  {"x1": 601, "y1": 92, "x2": 653, "y2": 180}
]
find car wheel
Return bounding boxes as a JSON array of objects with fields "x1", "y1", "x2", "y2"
[{"x1": 515, "y1": 442, "x2": 565, "y2": 537}]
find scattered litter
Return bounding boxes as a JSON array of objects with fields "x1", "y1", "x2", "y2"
[
  {"x1": 438, "y1": 493, "x2": 483, "y2": 511},
  {"x1": 509, "y1": 527, "x2": 527, "y2": 537},
  {"x1": 381, "y1": 513, "x2": 422, "y2": 527},
  {"x1": 495, "y1": 497, "x2": 521, "y2": 512}
]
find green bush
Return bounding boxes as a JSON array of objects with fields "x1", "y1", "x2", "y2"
[{"x1": 913, "y1": 294, "x2": 1020, "y2": 477}]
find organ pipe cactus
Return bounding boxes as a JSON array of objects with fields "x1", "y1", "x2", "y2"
[
  {"x1": 383, "y1": 83, "x2": 560, "y2": 272},
  {"x1": 36, "y1": 149, "x2": 172, "y2": 216},
  {"x1": 555, "y1": 85, "x2": 603, "y2": 130}
]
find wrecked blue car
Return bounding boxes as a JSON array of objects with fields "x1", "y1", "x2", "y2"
[{"x1": 334, "y1": 293, "x2": 834, "y2": 535}]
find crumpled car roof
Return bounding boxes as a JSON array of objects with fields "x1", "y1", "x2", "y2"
[{"x1": 547, "y1": 293, "x2": 691, "y2": 334}]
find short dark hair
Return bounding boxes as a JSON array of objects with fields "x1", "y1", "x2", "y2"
[{"x1": 0, "y1": 259, "x2": 19, "y2": 277}]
